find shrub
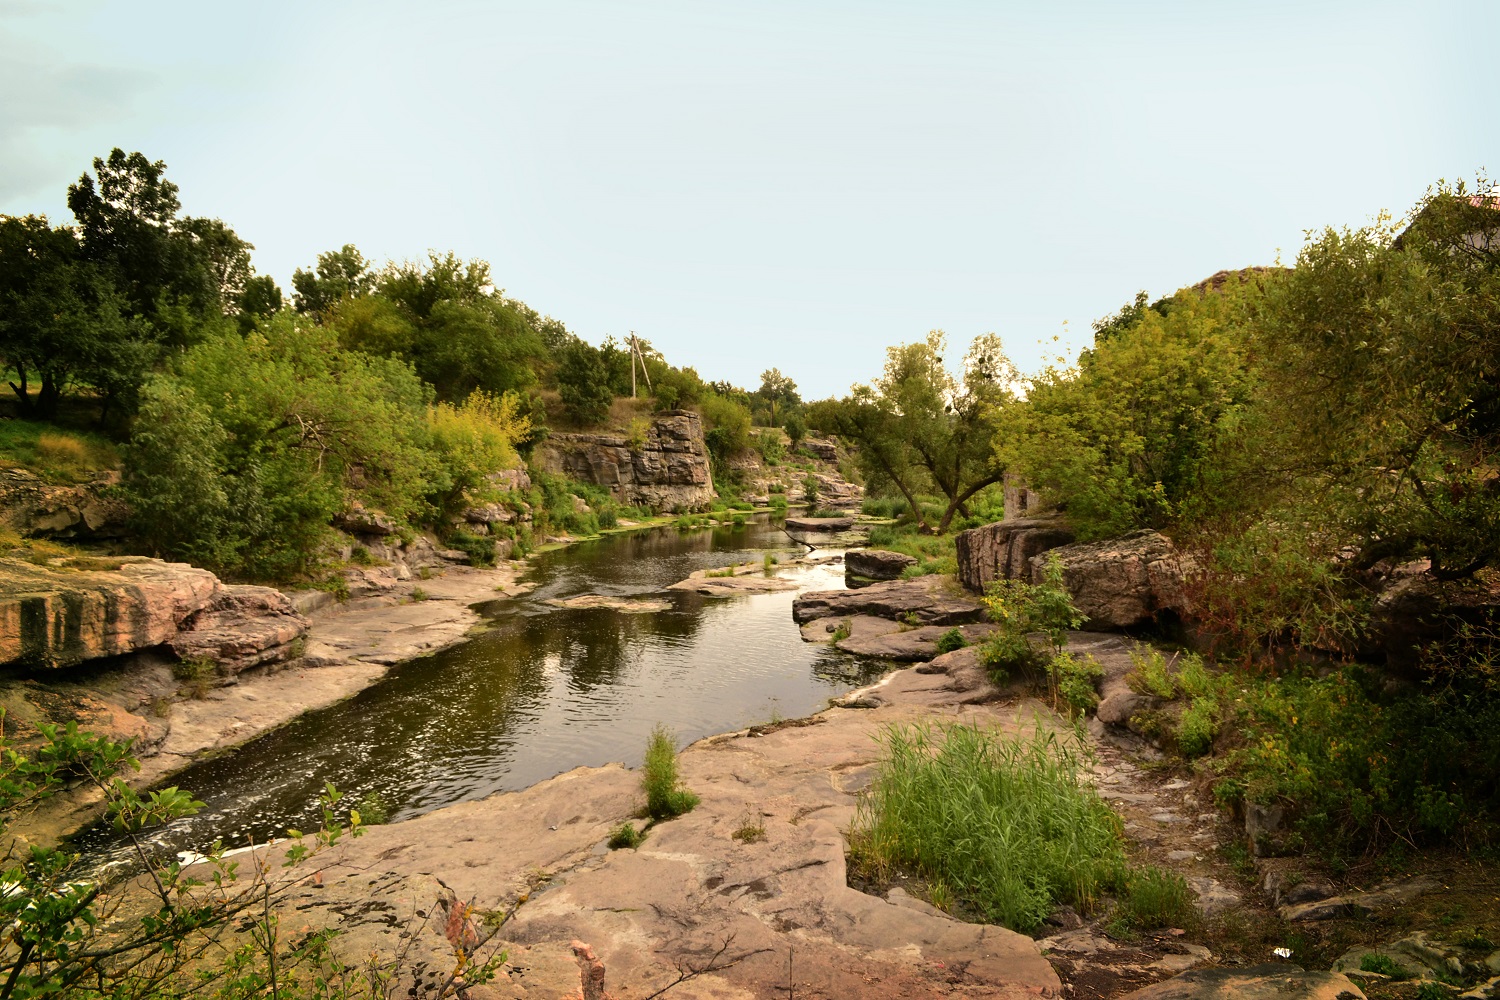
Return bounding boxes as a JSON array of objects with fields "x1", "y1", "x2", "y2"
[
  {"x1": 848, "y1": 723, "x2": 1126, "y2": 932},
  {"x1": 642, "y1": 724, "x2": 700, "y2": 820},
  {"x1": 607, "y1": 821, "x2": 646, "y2": 849},
  {"x1": 935, "y1": 628, "x2": 968, "y2": 655},
  {"x1": 1359, "y1": 954, "x2": 1412, "y2": 980},
  {"x1": 802, "y1": 473, "x2": 820, "y2": 511},
  {"x1": 1175, "y1": 695, "x2": 1218, "y2": 757},
  {"x1": 446, "y1": 526, "x2": 497, "y2": 567},
  {"x1": 1052, "y1": 652, "x2": 1104, "y2": 715},
  {"x1": 354, "y1": 790, "x2": 390, "y2": 825},
  {"x1": 1128, "y1": 647, "x2": 1178, "y2": 699}
]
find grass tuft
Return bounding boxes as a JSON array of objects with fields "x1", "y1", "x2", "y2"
[
  {"x1": 848, "y1": 722, "x2": 1127, "y2": 932},
  {"x1": 643, "y1": 724, "x2": 700, "y2": 820}
]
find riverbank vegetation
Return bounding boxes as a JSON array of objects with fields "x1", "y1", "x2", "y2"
[
  {"x1": 815, "y1": 180, "x2": 1500, "y2": 857},
  {"x1": 0, "y1": 148, "x2": 823, "y2": 587}
]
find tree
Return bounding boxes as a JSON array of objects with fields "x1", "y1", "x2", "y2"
[
  {"x1": 66, "y1": 148, "x2": 236, "y2": 333},
  {"x1": 556, "y1": 339, "x2": 614, "y2": 426},
  {"x1": 291, "y1": 243, "x2": 375, "y2": 315},
  {"x1": 831, "y1": 332, "x2": 1015, "y2": 533},
  {"x1": 0, "y1": 214, "x2": 153, "y2": 421},
  {"x1": 757, "y1": 367, "x2": 800, "y2": 426}
]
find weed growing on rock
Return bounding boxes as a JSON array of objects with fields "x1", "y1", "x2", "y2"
[
  {"x1": 355, "y1": 790, "x2": 390, "y2": 825},
  {"x1": 1128, "y1": 647, "x2": 1179, "y2": 699},
  {"x1": 848, "y1": 722, "x2": 1126, "y2": 932},
  {"x1": 935, "y1": 628, "x2": 968, "y2": 655},
  {"x1": 607, "y1": 821, "x2": 645, "y2": 849},
  {"x1": 410, "y1": 586, "x2": 429, "y2": 602},
  {"x1": 643, "y1": 724, "x2": 700, "y2": 820},
  {"x1": 830, "y1": 620, "x2": 851, "y2": 643},
  {"x1": 1051, "y1": 651, "x2": 1105, "y2": 716},
  {"x1": 731, "y1": 811, "x2": 767, "y2": 844},
  {"x1": 1360, "y1": 953, "x2": 1413, "y2": 979}
]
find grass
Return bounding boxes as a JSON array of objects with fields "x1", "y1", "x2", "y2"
[
  {"x1": 0, "y1": 418, "x2": 120, "y2": 483},
  {"x1": 1110, "y1": 866, "x2": 1200, "y2": 934},
  {"x1": 830, "y1": 620, "x2": 851, "y2": 642},
  {"x1": 409, "y1": 586, "x2": 429, "y2": 601},
  {"x1": 643, "y1": 723, "x2": 700, "y2": 820},
  {"x1": 847, "y1": 722, "x2": 1127, "y2": 933},
  {"x1": 865, "y1": 523, "x2": 957, "y2": 577},
  {"x1": 608, "y1": 821, "x2": 646, "y2": 849},
  {"x1": 1359, "y1": 954, "x2": 1413, "y2": 979},
  {"x1": 732, "y1": 810, "x2": 767, "y2": 844}
]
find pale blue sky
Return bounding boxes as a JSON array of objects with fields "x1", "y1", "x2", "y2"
[{"x1": 2, "y1": 1, "x2": 1493, "y2": 398}]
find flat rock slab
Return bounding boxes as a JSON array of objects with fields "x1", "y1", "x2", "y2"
[
  {"x1": 785, "y1": 515, "x2": 856, "y2": 531},
  {"x1": 837, "y1": 622, "x2": 998, "y2": 661},
  {"x1": 1119, "y1": 964, "x2": 1365, "y2": 999},
  {"x1": 668, "y1": 570, "x2": 800, "y2": 596},
  {"x1": 545, "y1": 594, "x2": 673, "y2": 613},
  {"x1": 793, "y1": 575, "x2": 986, "y2": 626},
  {"x1": 278, "y1": 664, "x2": 1062, "y2": 999},
  {"x1": 799, "y1": 613, "x2": 903, "y2": 644}
]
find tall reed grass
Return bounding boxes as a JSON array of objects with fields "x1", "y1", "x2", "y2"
[{"x1": 848, "y1": 722, "x2": 1126, "y2": 932}]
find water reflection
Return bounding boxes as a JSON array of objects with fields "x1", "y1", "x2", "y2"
[{"x1": 73, "y1": 519, "x2": 884, "y2": 865}]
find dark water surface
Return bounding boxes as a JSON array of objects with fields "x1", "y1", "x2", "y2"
[{"x1": 77, "y1": 518, "x2": 880, "y2": 864}]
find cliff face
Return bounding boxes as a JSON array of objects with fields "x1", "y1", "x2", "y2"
[{"x1": 535, "y1": 410, "x2": 714, "y2": 512}]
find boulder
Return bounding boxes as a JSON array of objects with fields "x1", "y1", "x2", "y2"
[
  {"x1": 534, "y1": 410, "x2": 714, "y2": 512},
  {"x1": 0, "y1": 468, "x2": 130, "y2": 541},
  {"x1": 0, "y1": 558, "x2": 220, "y2": 668},
  {"x1": 1034, "y1": 530, "x2": 1192, "y2": 630},
  {"x1": 845, "y1": 548, "x2": 918, "y2": 581},
  {"x1": 954, "y1": 516, "x2": 1075, "y2": 593},
  {"x1": 169, "y1": 586, "x2": 310, "y2": 674},
  {"x1": 1120, "y1": 964, "x2": 1365, "y2": 999},
  {"x1": 1365, "y1": 568, "x2": 1500, "y2": 670},
  {"x1": 785, "y1": 516, "x2": 855, "y2": 532},
  {"x1": 333, "y1": 502, "x2": 399, "y2": 536},
  {"x1": 792, "y1": 576, "x2": 985, "y2": 626},
  {"x1": 803, "y1": 438, "x2": 839, "y2": 461}
]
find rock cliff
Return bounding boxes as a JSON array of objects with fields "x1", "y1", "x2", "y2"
[
  {"x1": 954, "y1": 515, "x2": 1076, "y2": 592},
  {"x1": 534, "y1": 410, "x2": 713, "y2": 512},
  {"x1": 0, "y1": 557, "x2": 307, "y2": 671}
]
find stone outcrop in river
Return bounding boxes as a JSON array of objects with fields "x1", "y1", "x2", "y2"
[
  {"x1": 954, "y1": 515, "x2": 1075, "y2": 592},
  {"x1": 0, "y1": 556, "x2": 308, "y2": 671},
  {"x1": 534, "y1": 410, "x2": 713, "y2": 511},
  {"x1": 793, "y1": 575, "x2": 985, "y2": 626}
]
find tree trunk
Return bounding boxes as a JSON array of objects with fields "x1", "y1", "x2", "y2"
[{"x1": 8, "y1": 363, "x2": 30, "y2": 416}]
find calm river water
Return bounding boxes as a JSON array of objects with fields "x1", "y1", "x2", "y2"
[{"x1": 76, "y1": 517, "x2": 881, "y2": 864}]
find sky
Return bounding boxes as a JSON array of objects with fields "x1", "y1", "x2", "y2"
[{"x1": 2, "y1": 0, "x2": 1494, "y2": 399}]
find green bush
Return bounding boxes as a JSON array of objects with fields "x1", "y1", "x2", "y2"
[
  {"x1": 1175, "y1": 695, "x2": 1218, "y2": 758},
  {"x1": 642, "y1": 724, "x2": 700, "y2": 820},
  {"x1": 1052, "y1": 651, "x2": 1104, "y2": 715},
  {"x1": 935, "y1": 628, "x2": 968, "y2": 655},
  {"x1": 607, "y1": 821, "x2": 646, "y2": 849},
  {"x1": 848, "y1": 723, "x2": 1126, "y2": 932}
]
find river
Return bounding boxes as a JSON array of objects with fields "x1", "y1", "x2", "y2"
[{"x1": 75, "y1": 517, "x2": 882, "y2": 865}]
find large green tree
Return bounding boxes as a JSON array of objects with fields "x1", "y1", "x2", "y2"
[{"x1": 830, "y1": 331, "x2": 1015, "y2": 533}]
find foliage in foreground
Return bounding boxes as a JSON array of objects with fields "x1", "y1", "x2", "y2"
[
  {"x1": 848, "y1": 722, "x2": 1128, "y2": 932},
  {"x1": 0, "y1": 716, "x2": 514, "y2": 1000}
]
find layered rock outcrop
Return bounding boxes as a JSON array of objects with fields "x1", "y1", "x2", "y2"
[
  {"x1": 956, "y1": 518, "x2": 1191, "y2": 631},
  {"x1": 955, "y1": 515, "x2": 1075, "y2": 592},
  {"x1": 792, "y1": 575, "x2": 986, "y2": 626},
  {"x1": 534, "y1": 410, "x2": 713, "y2": 512},
  {"x1": 0, "y1": 557, "x2": 307, "y2": 671},
  {"x1": 1038, "y1": 530, "x2": 1193, "y2": 631},
  {"x1": 0, "y1": 468, "x2": 130, "y2": 541},
  {"x1": 845, "y1": 548, "x2": 917, "y2": 581}
]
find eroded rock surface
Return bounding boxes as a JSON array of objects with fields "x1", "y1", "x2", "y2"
[
  {"x1": 535, "y1": 410, "x2": 714, "y2": 511},
  {"x1": 955, "y1": 516, "x2": 1075, "y2": 593},
  {"x1": 0, "y1": 557, "x2": 222, "y2": 667},
  {"x1": 1036, "y1": 530, "x2": 1193, "y2": 630},
  {"x1": 846, "y1": 548, "x2": 918, "y2": 581},
  {"x1": 1120, "y1": 964, "x2": 1365, "y2": 999},
  {"x1": 270, "y1": 670, "x2": 1064, "y2": 999},
  {"x1": 793, "y1": 575, "x2": 985, "y2": 627},
  {"x1": 0, "y1": 468, "x2": 129, "y2": 541}
]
